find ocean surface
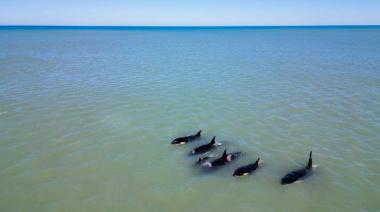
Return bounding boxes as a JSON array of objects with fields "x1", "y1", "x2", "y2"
[{"x1": 0, "y1": 26, "x2": 379, "y2": 211}]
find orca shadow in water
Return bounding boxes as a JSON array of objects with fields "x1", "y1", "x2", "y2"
[
  {"x1": 233, "y1": 157, "x2": 263, "y2": 177},
  {"x1": 202, "y1": 149, "x2": 241, "y2": 168},
  {"x1": 281, "y1": 151, "x2": 315, "y2": 185},
  {"x1": 190, "y1": 136, "x2": 222, "y2": 155},
  {"x1": 171, "y1": 130, "x2": 202, "y2": 145}
]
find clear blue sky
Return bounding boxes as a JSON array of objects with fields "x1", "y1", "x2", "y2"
[{"x1": 1, "y1": 0, "x2": 380, "y2": 26}]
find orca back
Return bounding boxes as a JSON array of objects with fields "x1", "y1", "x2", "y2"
[
  {"x1": 171, "y1": 130, "x2": 202, "y2": 144},
  {"x1": 281, "y1": 168, "x2": 307, "y2": 184}
]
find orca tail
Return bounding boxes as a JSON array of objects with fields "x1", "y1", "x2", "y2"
[
  {"x1": 196, "y1": 130, "x2": 202, "y2": 136},
  {"x1": 307, "y1": 151, "x2": 312, "y2": 169}
]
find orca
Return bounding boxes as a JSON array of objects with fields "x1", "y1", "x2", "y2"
[
  {"x1": 281, "y1": 151, "x2": 314, "y2": 185},
  {"x1": 233, "y1": 158, "x2": 262, "y2": 177},
  {"x1": 190, "y1": 136, "x2": 222, "y2": 155},
  {"x1": 203, "y1": 149, "x2": 241, "y2": 168},
  {"x1": 195, "y1": 155, "x2": 214, "y2": 165},
  {"x1": 171, "y1": 130, "x2": 201, "y2": 145}
]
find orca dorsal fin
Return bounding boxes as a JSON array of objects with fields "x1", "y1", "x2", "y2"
[
  {"x1": 255, "y1": 157, "x2": 260, "y2": 165},
  {"x1": 209, "y1": 136, "x2": 216, "y2": 145},
  {"x1": 221, "y1": 149, "x2": 228, "y2": 161},
  {"x1": 196, "y1": 130, "x2": 202, "y2": 136},
  {"x1": 307, "y1": 151, "x2": 312, "y2": 169}
]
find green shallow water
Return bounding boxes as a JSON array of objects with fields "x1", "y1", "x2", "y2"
[{"x1": 0, "y1": 27, "x2": 380, "y2": 211}]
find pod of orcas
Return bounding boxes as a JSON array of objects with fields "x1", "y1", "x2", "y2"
[{"x1": 171, "y1": 130, "x2": 317, "y2": 185}]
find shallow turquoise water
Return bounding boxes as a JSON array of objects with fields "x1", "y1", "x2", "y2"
[{"x1": 0, "y1": 27, "x2": 380, "y2": 211}]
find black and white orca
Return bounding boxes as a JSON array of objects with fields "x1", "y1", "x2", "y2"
[
  {"x1": 190, "y1": 136, "x2": 222, "y2": 155},
  {"x1": 195, "y1": 155, "x2": 214, "y2": 165},
  {"x1": 203, "y1": 149, "x2": 241, "y2": 168},
  {"x1": 171, "y1": 130, "x2": 202, "y2": 145},
  {"x1": 281, "y1": 151, "x2": 315, "y2": 185},
  {"x1": 233, "y1": 158, "x2": 263, "y2": 177}
]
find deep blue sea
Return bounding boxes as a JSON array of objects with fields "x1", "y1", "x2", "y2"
[{"x1": 0, "y1": 26, "x2": 380, "y2": 211}]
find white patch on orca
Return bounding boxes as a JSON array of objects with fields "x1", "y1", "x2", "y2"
[
  {"x1": 215, "y1": 142, "x2": 222, "y2": 146},
  {"x1": 294, "y1": 180, "x2": 303, "y2": 184},
  {"x1": 312, "y1": 164, "x2": 320, "y2": 168},
  {"x1": 179, "y1": 142, "x2": 186, "y2": 144},
  {"x1": 243, "y1": 173, "x2": 249, "y2": 176},
  {"x1": 227, "y1": 155, "x2": 232, "y2": 161},
  {"x1": 191, "y1": 150, "x2": 195, "y2": 154},
  {"x1": 202, "y1": 162, "x2": 212, "y2": 167}
]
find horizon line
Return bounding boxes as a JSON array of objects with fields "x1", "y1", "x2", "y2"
[{"x1": 1, "y1": 24, "x2": 380, "y2": 28}]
